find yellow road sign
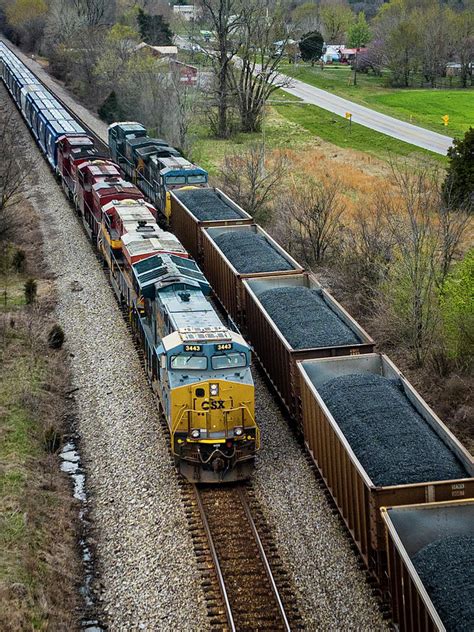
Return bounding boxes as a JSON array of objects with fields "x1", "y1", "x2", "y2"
[
  {"x1": 442, "y1": 114, "x2": 449, "y2": 126},
  {"x1": 345, "y1": 112, "x2": 352, "y2": 119}
]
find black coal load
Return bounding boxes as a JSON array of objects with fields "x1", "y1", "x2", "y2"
[
  {"x1": 412, "y1": 535, "x2": 474, "y2": 632},
  {"x1": 317, "y1": 373, "x2": 468, "y2": 486},
  {"x1": 175, "y1": 189, "x2": 243, "y2": 221},
  {"x1": 258, "y1": 286, "x2": 361, "y2": 349},
  {"x1": 213, "y1": 230, "x2": 294, "y2": 273}
]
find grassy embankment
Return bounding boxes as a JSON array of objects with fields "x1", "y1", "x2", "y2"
[
  {"x1": 280, "y1": 63, "x2": 474, "y2": 140},
  {"x1": 191, "y1": 95, "x2": 446, "y2": 177},
  {"x1": 0, "y1": 205, "x2": 79, "y2": 629}
]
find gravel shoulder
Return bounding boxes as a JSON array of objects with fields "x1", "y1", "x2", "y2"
[{"x1": 9, "y1": 90, "x2": 209, "y2": 630}]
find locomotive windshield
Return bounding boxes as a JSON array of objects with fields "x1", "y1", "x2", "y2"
[
  {"x1": 165, "y1": 175, "x2": 186, "y2": 185},
  {"x1": 187, "y1": 175, "x2": 207, "y2": 184},
  {"x1": 170, "y1": 354, "x2": 207, "y2": 370},
  {"x1": 211, "y1": 353, "x2": 247, "y2": 370}
]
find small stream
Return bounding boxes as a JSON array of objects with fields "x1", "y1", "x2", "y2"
[{"x1": 60, "y1": 438, "x2": 104, "y2": 631}]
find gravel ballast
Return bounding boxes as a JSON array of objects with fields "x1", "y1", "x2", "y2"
[
  {"x1": 175, "y1": 189, "x2": 244, "y2": 221},
  {"x1": 4, "y1": 86, "x2": 210, "y2": 630},
  {"x1": 213, "y1": 230, "x2": 294, "y2": 273},
  {"x1": 411, "y1": 535, "x2": 474, "y2": 632},
  {"x1": 259, "y1": 286, "x2": 361, "y2": 349},
  {"x1": 318, "y1": 373, "x2": 468, "y2": 486},
  {"x1": 252, "y1": 370, "x2": 388, "y2": 630}
]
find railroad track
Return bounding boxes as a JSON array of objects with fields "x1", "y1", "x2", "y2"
[{"x1": 183, "y1": 484, "x2": 303, "y2": 631}]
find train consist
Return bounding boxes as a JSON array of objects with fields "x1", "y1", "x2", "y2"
[
  {"x1": 0, "y1": 43, "x2": 259, "y2": 484},
  {"x1": 1, "y1": 41, "x2": 473, "y2": 632}
]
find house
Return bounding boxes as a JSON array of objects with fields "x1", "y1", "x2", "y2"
[
  {"x1": 339, "y1": 48, "x2": 368, "y2": 64},
  {"x1": 134, "y1": 42, "x2": 178, "y2": 59}
]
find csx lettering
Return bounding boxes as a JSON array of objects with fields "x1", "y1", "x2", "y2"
[{"x1": 201, "y1": 400, "x2": 225, "y2": 410}]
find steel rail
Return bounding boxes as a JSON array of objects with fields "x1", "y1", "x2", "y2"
[
  {"x1": 194, "y1": 486, "x2": 236, "y2": 632},
  {"x1": 237, "y1": 487, "x2": 292, "y2": 632}
]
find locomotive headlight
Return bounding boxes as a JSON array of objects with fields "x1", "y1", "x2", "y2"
[
  {"x1": 190, "y1": 429, "x2": 200, "y2": 440},
  {"x1": 234, "y1": 426, "x2": 243, "y2": 437},
  {"x1": 210, "y1": 383, "x2": 219, "y2": 396}
]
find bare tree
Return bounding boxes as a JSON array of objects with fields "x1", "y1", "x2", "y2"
[
  {"x1": 168, "y1": 65, "x2": 199, "y2": 152},
  {"x1": 229, "y1": 1, "x2": 292, "y2": 132},
  {"x1": 198, "y1": 0, "x2": 244, "y2": 138},
  {"x1": 220, "y1": 143, "x2": 285, "y2": 220},
  {"x1": 282, "y1": 177, "x2": 346, "y2": 266},
  {"x1": 71, "y1": 0, "x2": 116, "y2": 26},
  {"x1": 436, "y1": 183, "x2": 471, "y2": 284},
  {"x1": 375, "y1": 165, "x2": 443, "y2": 366},
  {"x1": 0, "y1": 111, "x2": 27, "y2": 240}
]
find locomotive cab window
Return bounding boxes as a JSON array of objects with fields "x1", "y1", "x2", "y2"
[
  {"x1": 211, "y1": 353, "x2": 247, "y2": 370},
  {"x1": 187, "y1": 175, "x2": 207, "y2": 184},
  {"x1": 170, "y1": 354, "x2": 207, "y2": 370},
  {"x1": 165, "y1": 175, "x2": 186, "y2": 185}
]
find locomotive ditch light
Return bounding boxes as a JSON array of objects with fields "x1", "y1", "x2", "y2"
[
  {"x1": 190, "y1": 429, "x2": 200, "y2": 440},
  {"x1": 234, "y1": 426, "x2": 243, "y2": 437},
  {"x1": 210, "y1": 383, "x2": 219, "y2": 396}
]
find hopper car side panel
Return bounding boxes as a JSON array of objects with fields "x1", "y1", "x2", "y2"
[
  {"x1": 298, "y1": 353, "x2": 474, "y2": 582},
  {"x1": 382, "y1": 500, "x2": 474, "y2": 632},
  {"x1": 201, "y1": 224, "x2": 303, "y2": 324},
  {"x1": 243, "y1": 273, "x2": 375, "y2": 422},
  {"x1": 169, "y1": 188, "x2": 252, "y2": 262}
]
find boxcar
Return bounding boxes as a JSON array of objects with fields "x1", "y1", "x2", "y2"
[
  {"x1": 201, "y1": 224, "x2": 303, "y2": 323},
  {"x1": 243, "y1": 272, "x2": 374, "y2": 421},
  {"x1": 382, "y1": 500, "x2": 474, "y2": 632},
  {"x1": 297, "y1": 353, "x2": 474, "y2": 581},
  {"x1": 170, "y1": 188, "x2": 252, "y2": 262}
]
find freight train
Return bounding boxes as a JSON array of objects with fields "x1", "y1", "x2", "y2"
[
  {"x1": 0, "y1": 43, "x2": 259, "y2": 484},
  {"x1": 1, "y1": 41, "x2": 473, "y2": 632}
]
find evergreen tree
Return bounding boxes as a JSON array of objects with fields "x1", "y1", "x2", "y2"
[
  {"x1": 137, "y1": 8, "x2": 173, "y2": 45},
  {"x1": 98, "y1": 91, "x2": 122, "y2": 124},
  {"x1": 299, "y1": 31, "x2": 324, "y2": 66},
  {"x1": 444, "y1": 128, "x2": 474, "y2": 210}
]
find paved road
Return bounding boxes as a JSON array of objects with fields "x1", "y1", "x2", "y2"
[{"x1": 279, "y1": 74, "x2": 454, "y2": 155}]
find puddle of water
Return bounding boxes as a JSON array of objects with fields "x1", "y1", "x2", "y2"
[{"x1": 60, "y1": 439, "x2": 104, "y2": 630}]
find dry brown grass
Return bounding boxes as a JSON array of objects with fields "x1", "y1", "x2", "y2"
[{"x1": 0, "y1": 198, "x2": 80, "y2": 631}]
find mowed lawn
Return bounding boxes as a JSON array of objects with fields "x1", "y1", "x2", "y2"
[{"x1": 281, "y1": 64, "x2": 474, "y2": 139}]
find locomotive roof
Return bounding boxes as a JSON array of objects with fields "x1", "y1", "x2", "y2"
[
  {"x1": 102, "y1": 198, "x2": 155, "y2": 215},
  {"x1": 133, "y1": 254, "x2": 210, "y2": 298},
  {"x1": 92, "y1": 179, "x2": 140, "y2": 194},
  {"x1": 79, "y1": 161, "x2": 120, "y2": 175},
  {"x1": 109, "y1": 121, "x2": 147, "y2": 132}
]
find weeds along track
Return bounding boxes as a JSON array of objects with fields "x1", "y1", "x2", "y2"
[{"x1": 182, "y1": 483, "x2": 303, "y2": 632}]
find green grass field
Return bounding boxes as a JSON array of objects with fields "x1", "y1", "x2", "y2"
[
  {"x1": 281, "y1": 64, "x2": 474, "y2": 139},
  {"x1": 191, "y1": 100, "x2": 445, "y2": 175}
]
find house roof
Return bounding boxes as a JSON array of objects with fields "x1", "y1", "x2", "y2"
[{"x1": 135, "y1": 42, "x2": 178, "y2": 55}]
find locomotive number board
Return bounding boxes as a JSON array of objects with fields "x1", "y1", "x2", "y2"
[
  {"x1": 215, "y1": 343, "x2": 233, "y2": 351},
  {"x1": 184, "y1": 344, "x2": 202, "y2": 352}
]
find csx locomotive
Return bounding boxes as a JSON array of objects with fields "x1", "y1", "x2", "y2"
[{"x1": 0, "y1": 42, "x2": 259, "y2": 483}]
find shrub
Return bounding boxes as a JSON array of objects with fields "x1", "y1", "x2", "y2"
[
  {"x1": 24, "y1": 278, "x2": 37, "y2": 304},
  {"x1": 12, "y1": 248, "x2": 26, "y2": 272},
  {"x1": 48, "y1": 324, "x2": 65, "y2": 350},
  {"x1": 440, "y1": 249, "x2": 474, "y2": 367}
]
